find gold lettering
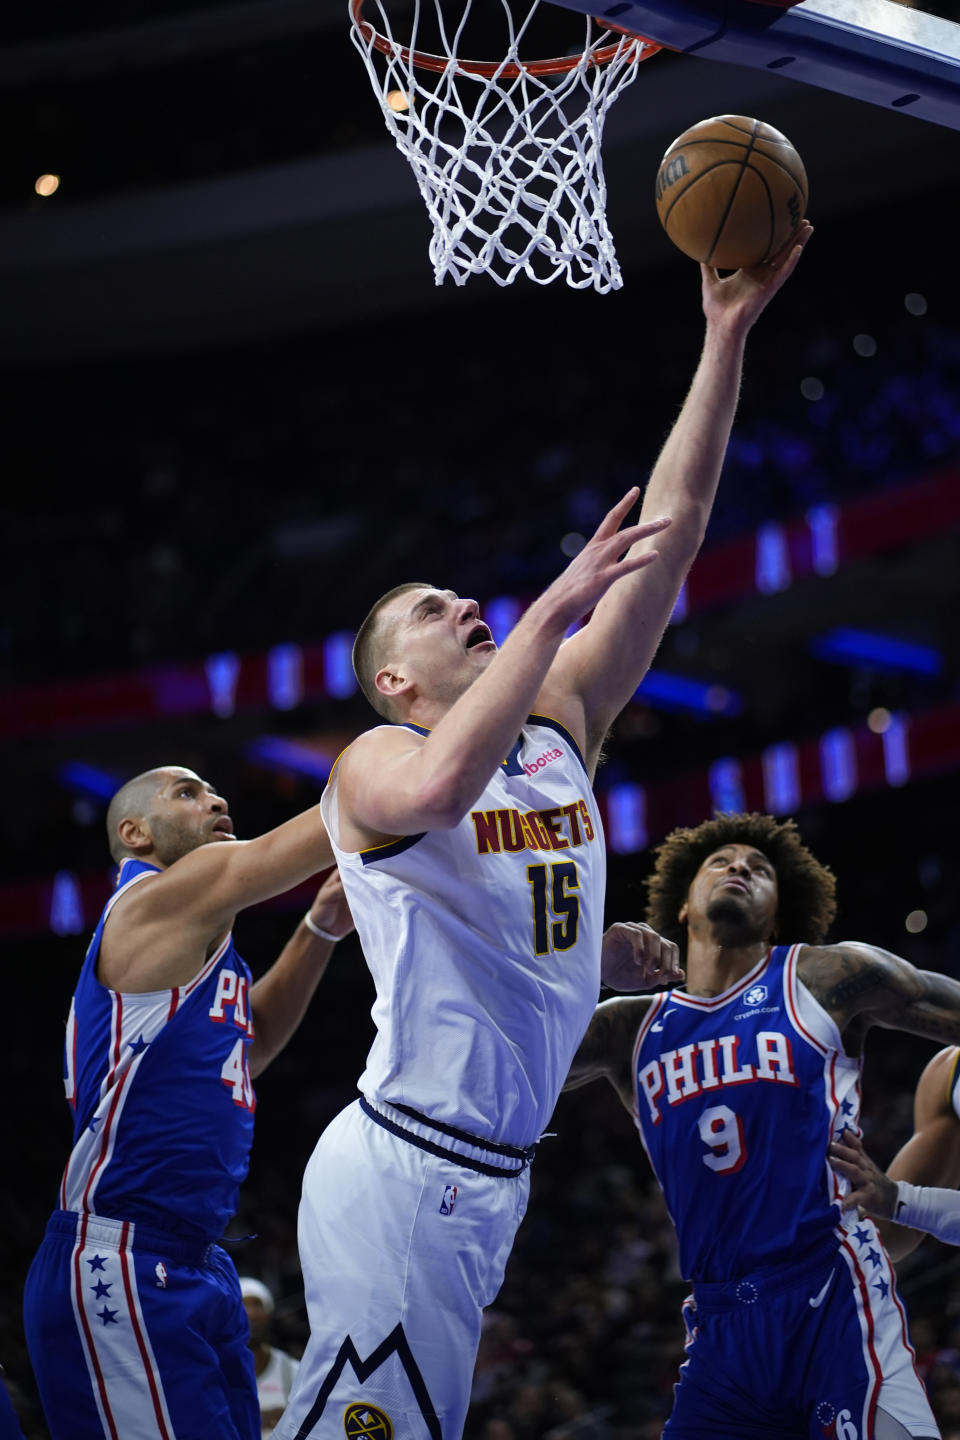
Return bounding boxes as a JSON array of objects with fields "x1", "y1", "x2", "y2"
[
  {"x1": 472, "y1": 810, "x2": 501, "y2": 855},
  {"x1": 538, "y1": 808, "x2": 569, "y2": 850},
  {"x1": 497, "y1": 809, "x2": 526, "y2": 853}
]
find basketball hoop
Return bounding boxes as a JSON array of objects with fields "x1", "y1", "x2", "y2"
[{"x1": 349, "y1": 0, "x2": 661, "y2": 290}]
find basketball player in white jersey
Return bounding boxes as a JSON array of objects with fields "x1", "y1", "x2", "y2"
[
  {"x1": 566, "y1": 811, "x2": 960, "y2": 1438},
  {"x1": 24, "y1": 768, "x2": 350, "y2": 1440},
  {"x1": 831, "y1": 1047, "x2": 960, "y2": 1255},
  {"x1": 273, "y1": 223, "x2": 813, "y2": 1440}
]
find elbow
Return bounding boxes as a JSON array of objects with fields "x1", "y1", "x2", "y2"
[{"x1": 414, "y1": 774, "x2": 478, "y2": 830}]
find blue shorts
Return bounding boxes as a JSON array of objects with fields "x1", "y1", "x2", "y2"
[
  {"x1": 664, "y1": 1229, "x2": 939, "y2": 1440},
  {"x1": 23, "y1": 1211, "x2": 259, "y2": 1440}
]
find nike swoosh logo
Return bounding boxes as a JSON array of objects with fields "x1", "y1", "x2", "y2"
[
  {"x1": 651, "y1": 1022, "x2": 664, "y2": 1032},
  {"x1": 809, "y1": 1269, "x2": 836, "y2": 1308}
]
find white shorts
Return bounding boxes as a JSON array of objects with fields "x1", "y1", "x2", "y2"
[{"x1": 273, "y1": 1098, "x2": 532, "y2": 1440}]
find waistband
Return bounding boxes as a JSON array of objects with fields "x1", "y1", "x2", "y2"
[
  {"x1": 359, "y1": 1096, "x2": 537, "y2": 1178},
  {"x1": 688, "y1": 1233, "x2": 847, "y2": 1313},
  {"x1": 45, "y1": 1210, "x2": 218, "y2": 1267}
]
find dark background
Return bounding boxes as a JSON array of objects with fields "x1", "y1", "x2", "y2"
[{"x1": 3, "y1": 0, "x2": 960, "y2": 1435}]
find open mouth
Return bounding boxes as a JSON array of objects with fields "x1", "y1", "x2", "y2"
[
  {"x1": 465, "y1": 622, "x2": 494, "y2": 650},
  {"x1": 211, "y1": 818, "x2": 235, "y2": 837},
  {"x1": 718, "y1": 878, "x2": 748, "y2": 894}
]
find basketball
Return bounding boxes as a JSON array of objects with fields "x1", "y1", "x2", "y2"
[{"x1": 655, "y1": 115, "x2": 808, "y2": 270}]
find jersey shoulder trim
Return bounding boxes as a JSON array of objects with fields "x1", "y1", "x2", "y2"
[
  {"x1": 669, "y1": 949, "x2": 773, "y2": 1013},
  {"x1": 527, "y1": 714, "x2": 587, "y2": 775},
  {"x1": 946, "y1": 1047, "x2": 960, "y2": 1114},
  {"x1": 359, "y1": 832, "x2": 427, "y2": 867},
  {"x1": 784, "y1": 943, "x2": 846, "y2": 1057}
]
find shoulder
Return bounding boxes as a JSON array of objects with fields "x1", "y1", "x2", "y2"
[
  {"x1": 339, "y1": 724, "x2": 425, "y2": 771},
  {"x1": 795, "y1": 940, "x2": 899, "y2": 991},
  {"x1": 916, "y1": 1045, "x2": 960, "y2": 1119}
]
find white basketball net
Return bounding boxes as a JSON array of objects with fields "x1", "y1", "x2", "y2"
[{"x1": 349, "y1": 0, "x2": 658, "y2": 290}]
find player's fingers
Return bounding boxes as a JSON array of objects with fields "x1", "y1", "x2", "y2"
[
  {"x1": 766, "y1": 220, "x2": 813, "y2": 272},
  {"x1": 591, "y1": 486, "x2": 642, "y2": 541},
  {"x1": 661, "y1": 938, "x2": 682, "y2": 975},
  {"x1": 604, "y1": 515, "x2": 672, "y2": 556}
]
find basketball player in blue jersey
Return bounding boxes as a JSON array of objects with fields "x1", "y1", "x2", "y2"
[
  {"x1": 566, "y1": 810, "x2": 960, "y2": 1440},
  {"x1": 272, "y1": 223, "x2": 814, "y2": 1440},
  {"x1": 830, "y1": 1047, "x2": 960, "y2": 1255},
  {"x1": 23, "y1": 766, "x2": 351, "y2": 1440}
]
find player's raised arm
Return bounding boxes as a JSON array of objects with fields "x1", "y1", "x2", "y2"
[
  {"x1": 337, "y1": 496, "x2": 670, "y2": 843},
  {"x1": 248, "y1": 867, "x2": 355, "y2": 1078},
  {"x1": 541, "y1": 223, "x2": 813, "y2": 775},
  {"x1": 100, "y1": 770, "x2": 336, "y2": 990}
]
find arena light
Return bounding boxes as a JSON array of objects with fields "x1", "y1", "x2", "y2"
[
  {"x1": 35, "y1": 173, "x2": 60, "y2": 197},
  {"x1": 58, "y1": 762, "x2": 121, "y2": 801},
  {"x1": 323, "y1": 632, "x2": 357, "y2": 699},
  {"x1": 810, "y1": 628, "x2": 942, "y2": 677},
  {"x1": 246, "y1": 737, "x2": 336, "y2": 785},
  {"x1": 635, "y1": 671, "x2": 743, "y2": 717}
]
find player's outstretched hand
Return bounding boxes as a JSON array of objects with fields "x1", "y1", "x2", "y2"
[
  {"x1": 829, "y1": 1131, "x2": 899, "y2": 1220},
  {"x1": 601, "y1": 921, "x2": 685, "y2": 993},
  {"x1": 542, "y1": 488, "x2": 671, "y2": 632},
  {"x1": 700, "y1": 219, "x2": 814, "y2": 335},
  {"x1": 307, "y1": 867, "x2": 355, "y2": 942}
]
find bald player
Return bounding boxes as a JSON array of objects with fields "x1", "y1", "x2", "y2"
[{"x1": 23, "y1": 766, "x2": 350, "y2": 1440}]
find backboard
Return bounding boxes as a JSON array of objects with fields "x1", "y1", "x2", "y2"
[{"x1": 544, "y1": 0, "x2": 960, "y2": 129}]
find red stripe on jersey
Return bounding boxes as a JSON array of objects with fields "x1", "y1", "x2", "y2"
[
  {"x1": 631, "y1": 992, "x2": 670, "y2": 1123},
  {"x1": 887, "y1": 1265, "x2": 925, "y2": 1388},
  {"x1": 839, "y1": 1235, "x2": 882, "y2": 1437},
  {"x1": 81, "y1": 1064, "x2": 131, "y2": 1214},
  {"x1": 118, "y1": 1223, "x2": 172, "y2": 1440},
  {"x1": 783, "y1": 944, "x2": 828, "y2": 1056},
  {"x1": 106, "y1": 992, "x2": 124, "y2": 1088},
  {"x1": 182, "y1": 932, "x2": 231, "y2": 997},
  {"x1": 72, "y1": 1215, "x2": 120, "y2": 1440}
]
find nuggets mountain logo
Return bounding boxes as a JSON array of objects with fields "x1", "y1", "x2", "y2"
[{"x1": 344, "y1": 1402, "x2": 393, "y2": 1439}]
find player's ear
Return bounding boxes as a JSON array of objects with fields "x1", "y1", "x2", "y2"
[
  {"x1": 117, "y1": 815, "x2": 152, "y2": 856},
  {"x1": 677, "y1": 900, "x2": 688, "y2": 926},
  {"x1": 375, "y1": 663, "x2": 412, "y2": 703}
]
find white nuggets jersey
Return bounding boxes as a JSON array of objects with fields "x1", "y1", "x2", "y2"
[{"x1": 321, "y1": 715, "x2": 606, "y2": 1149}]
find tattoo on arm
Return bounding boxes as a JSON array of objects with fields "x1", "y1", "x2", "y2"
[
  {"x1": 564, "y1": 997, "x2": 650, "y2": 1095},
  {"x1": 800, "y1": 943, "x2": 960, "y2": 1044}
]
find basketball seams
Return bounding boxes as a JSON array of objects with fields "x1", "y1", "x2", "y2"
[
  {"x1": 704, "y1": 117, "x2": 758, "y2": 267},
  {"x1": 661, "y1": 159, "x2": 752, "y2": 229},
  {"x1": 719, "y1": 163, "x2": 776, "y2": 265},
  {"x1": 751, "y1": 146, "x2": 808, "y2": 198}
]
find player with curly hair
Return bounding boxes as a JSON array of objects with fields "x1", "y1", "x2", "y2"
[{"x1": 566, "y1": 811, "x2": 960, "y2": 1440}]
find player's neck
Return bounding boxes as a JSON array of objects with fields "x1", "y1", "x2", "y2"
[
  {"x1": 400, "y1": 683, "x2": 475, "y2": 731},
  {"x1": 683, "y1": 935, "x2": 771, "y2": 999}
]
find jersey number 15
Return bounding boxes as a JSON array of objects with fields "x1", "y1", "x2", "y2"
[{"x1": 526, "y1": 861, "x2": 580, "y2": 956}]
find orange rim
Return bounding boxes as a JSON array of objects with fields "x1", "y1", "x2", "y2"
[{"x1": 350, "y1": 0, "x2": 660, "y2": 78}]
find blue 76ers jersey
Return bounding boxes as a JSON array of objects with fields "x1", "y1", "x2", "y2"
[
  {"x1": 633, "y1": 944, "x2": 861, "y2": 1282},
  {"x1": 57, "y1": 858, "x2": 256, "y2": 1245}
]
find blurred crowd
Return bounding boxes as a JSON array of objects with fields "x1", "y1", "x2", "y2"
[{"x1": 4, "y1": 272, "x2": 957, "y2": 690}]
